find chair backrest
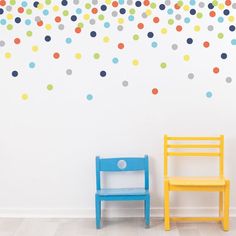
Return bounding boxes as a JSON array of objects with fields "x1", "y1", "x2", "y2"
[
  {"x1": 96, "y1": 155, "x2": 149, "y2": 190},
  {"x1": 164, "y1": 135, "x2": 224, "y2": 177}
]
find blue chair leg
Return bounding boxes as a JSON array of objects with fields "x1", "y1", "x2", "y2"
[
  {"x1": 145, "y1": 195, "x2": 150, "y2": 226},
  {"x1": 95, "y1": 196, "x2": 101, "y2": 229}
]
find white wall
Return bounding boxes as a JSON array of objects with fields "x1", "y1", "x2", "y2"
[{"x1": 0, "y1": 0, "x2": 236, "y2": 217}]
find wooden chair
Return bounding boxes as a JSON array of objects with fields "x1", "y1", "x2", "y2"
[
  {"x1": 95, "y1": 155, "x2": 150, "y2": 229},
  {"x1": 164, "y1": 135, "x2": 230, "y2": 231}
]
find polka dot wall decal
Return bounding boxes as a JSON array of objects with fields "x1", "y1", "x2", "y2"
[
  {"x1": 100, "y1": 71, "x2": 106, "y2": 77},
  {"x1": 5, "y1": 52, "x2": 11, "y2": 59},
  {"x1": 53, "y1": 52, "x2": 60, "y2": 59},
  {"x1": 112, "y1": 57, "x2": 119, "y2": 64},
  {"x1": 118, "y1": 43, "x2": 124, "y2": 49},
  {"x1": 29, "y1": 62, "x2": 36, "y2": 68},
  {"x1": 152, "y1": 88, "x2": 158, "y2": 95},
  {"x1": 132, "y1": 59, "x2": 139, "y2": 66},
  {"x1": 188, "y1": 73, "x2": 194, "y2": 79},
  {"x1": 93, "y1": 53, "x2": 100, "y2": 59},
  {"x1": 21, "y1": 93, "x2": 29, "y2": 100},
  {"x1": 226, "y1": 77, "x2": 232, "y2": 83},
  {"x1": 221, "y1": 53, "x2": 227, "y2": 59},
  {"x1": 206, "y1": 91, "x2": 213, "y2": 98},
  {"x1": 87, "y1": 94, "x2": 93, "y2": 101},
  {"x1": 172, "y1": 44, "x2": 178, "y2": 50},
  {"x1": 75, "y1": 53, "x2": 82, "y2": 59},
  {"x1": 213, "y1": 67, "x2": 220, "y2": 74},
  {"x1": 47, "y1": 84, "x2": 54, "y2": 91},
  {"x1": 183, "y1": 54, "x2": 190, "y2": 61},
  {"x1": 0, "y1": 40, "x2": 5, "y2": 47},
  {"x1": 203, "y1": 41, "x2": 210, "y2": 48},
  {"x1": 122, "y1": 80, "x2": 128, "y2": 87},
  {"x1": 14, "y1": 38, "x2": 21, "y2": 45},
  {"x1": 12, "y1": 70, "x2": 18, "y2": 77},
  {"x1": 66, "y1": 69, "x2": 72, "y2": 75},
  {"x1": 160, "y1": 62, "x2": 167, "y2": 69}
]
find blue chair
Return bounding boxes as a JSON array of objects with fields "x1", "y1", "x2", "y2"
[{"x1": 95, "y1": 155, "x2": 150, "y2": 229}]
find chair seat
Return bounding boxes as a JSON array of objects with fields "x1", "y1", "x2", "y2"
[
  {"x1": 167, "y1": 176, "x2": 226, "y2": 186},
  {"x1": 96, "y1": 188, "x2": 149, "y2": 196}
]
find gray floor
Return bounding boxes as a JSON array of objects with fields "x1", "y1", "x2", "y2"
[{"x1": 0, "y1": 217, "x2": 235, "y2": 236}]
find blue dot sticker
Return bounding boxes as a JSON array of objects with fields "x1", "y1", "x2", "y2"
[
  {"x1": 206, "y1": 91, "x2": 213, "y2": 98},
  {"x1": 87, "y1": 94, "x2": 93, "y2": 101}
]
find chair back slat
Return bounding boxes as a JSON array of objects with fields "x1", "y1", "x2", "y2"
[
  {"x1": 96, "y1": 155, "x2": 149, "y2": 190},
  {"x1": 164, "y1": 135, "x2": 224, "y2": 177}
]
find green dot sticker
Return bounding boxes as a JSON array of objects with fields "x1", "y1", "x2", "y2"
[
  {"x1": 47, "y1": 84, "x2": 54, "y2": 91},
  {"x1": 160, "y1": 62, "x2": 167, "y2": 69}
]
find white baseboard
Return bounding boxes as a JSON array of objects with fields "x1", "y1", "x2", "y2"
[{"x1": 0, "y1": 207, "x2": 235, "y2": 218}]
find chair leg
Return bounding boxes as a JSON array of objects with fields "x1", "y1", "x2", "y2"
[
  {"x1": 144, "y1": 195, "x2": 150, "y2": 226},
  {"x1": 219, "y1": 192, "x2": 223, "y2": 218},
  {"x1": 223, "y1": 180, "x2": 230, "y2": 231},
  {"x1": 164, "y1": 180, "x2": 170, "y2": 231},
  {"x1": 95, "y1": 196, "x2": 101, "y2": 229}
]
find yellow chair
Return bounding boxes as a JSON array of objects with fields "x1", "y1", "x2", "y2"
[{"x1": 164, "y1": 135, "x2": 230, "y2": 231}]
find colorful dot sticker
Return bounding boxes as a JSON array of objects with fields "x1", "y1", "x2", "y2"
[{"x1": 0, "y1": 0, "x2": 234, "y2": 100}]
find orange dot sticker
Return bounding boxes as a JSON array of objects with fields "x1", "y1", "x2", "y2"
[
  {"x1": 209, "y1": 11, "x2": 216, "y2": 17},
  {"x1": 152, "y1": 88, "x2": 159, "y2": 95},
  {"x1": 75, "y1": 27, "x2": 81, "y2": 33},
  {"x1": 176, "y1": 25, "x2": 183, "y2": 32},
  {"x1": 112, "y1": 1, "x2": 118, "y2": 7},
  {"x1": 213, "y1": 67, "x2": 220, "y2": 74}
]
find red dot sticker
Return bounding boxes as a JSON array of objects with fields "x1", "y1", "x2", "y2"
[
  {"x1": 153, "y1": 17, "x2": 160, "y2": 23},
  {"x1": 137, "y1": 23, "x2": 144, "y2": 29},
  {"x1": 203, "y1": 41, "x2": 210, "y2": 48},
  {"x1": 53, "y1": 52, "x2": 60, "y2": 59},
  {"x1": 118, "y1": 43, "x2": 124, "y2": 49},
  {"x1": 152, "y1": 88, "x2": 159, "y2": 95},
  {"x1": 55, "y1": 16, "x2": 61, "y2": 23},
  {"x1": 14, "y1": 38, "x2": 21, "y2": 44}
]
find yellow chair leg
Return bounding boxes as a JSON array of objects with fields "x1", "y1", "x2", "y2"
[
  {"x1": 164, "y1": 180, "x2": 170, "y2": 231},
  {"x1": 223, "y1": 180, "x2": 230, "y2": 231},
  {"x1": 219, "y1": 192, "x2": 223, "y2": 218}
]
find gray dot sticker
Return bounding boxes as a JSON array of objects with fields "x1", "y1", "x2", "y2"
[
  {"x1": 207, "y1": 25, "x2": 214, "y2": 31},
  {"x1": 127, "y1": 0, "x2": 133, "y2": 5},
  {"x1": 35, "y1": 16, "x2": 41, "y2": 22},
  {"x1": 175, "y1": 14, "x2": 181, "y2": 20},
  {"x1": 199, "y1": 2, "x2": 205, "y2": 8},
  {"x1": 58, "y1": 24, "x2": 64, "y2": 30},
  {"x1": 117, "y1": 25, "x2": 123, "y2": 31},
  {"x1": 188, "y1": 73, "x2": 194, "y2": 79},
  {"x1": 90, "y1": 19, "x2": 96, "y2": 25},
  {"x1": 165, "y1": 0, "x2": 171, "y2": 6},
  {"x1": 73, "y1": 0, "x2": 79, "y2": 4},
  {"x1": 6, "y1": 6, "x2": 12, "y2": 11},
  {"x1": 232, "y1": 3, "x2": 236, "y2": 9},
  {"x1": 122, "y1": 81, "x2": 129, "y2": 87},
  {"x1": 92, "y1": 0, "x2": 97, "y2": 5},
  {"x1": 66, "y1": 69, "x2": 72, "y2": 75},
  {"x1": 112, "y1": 11, "x2": 118, "y2": 17},
  {"x1": 172, "y1": 44, "x2": 178, "y2": 50},
  {"x1": 226, "y1": 77, "x2": 232, "y2": 83},
  {"x1": 142, "y1": 12, "x2": 147, "y2": 18},
  {"x1": 117, "y1": 160, "x2": 127, "y2": 170},
  {"x1": 0, "y1": 40, "x2": 5, "y2": 47}
]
